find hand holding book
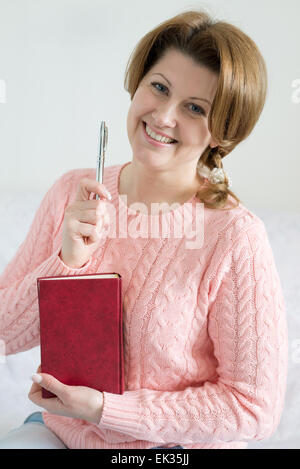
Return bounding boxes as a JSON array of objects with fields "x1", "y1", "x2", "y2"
[{"x1": 29, "y1": 365, "x2": 104, "y2": 424}]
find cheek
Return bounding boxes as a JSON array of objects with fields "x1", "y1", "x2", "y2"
[
  {"x1": 126, "y1": 99, "x2": 145, "y2": 145},
  {"x1": 126, "y1": 100, "x2": 139, "y2": 137},
  {"x1": 202, "y1": 125, "x2": 212, "y2": 142},
  {"x1": 127, "y1": 100, "x2": 142, "y2": 134},
  {"x1": 184, "y1": 122, "x2": 211, "y2": 147},
  {"x1": 132, "y1": 87, "x2": 154, "y2": 119}
]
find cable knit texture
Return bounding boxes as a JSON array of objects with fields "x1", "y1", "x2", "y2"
[{"x1": 0, "y1": 162, "x2": 288, "y2": 449}]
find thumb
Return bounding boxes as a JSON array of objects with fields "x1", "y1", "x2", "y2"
[{"x1": 32, "y1": 372, "x2": 67, "y2": 398}]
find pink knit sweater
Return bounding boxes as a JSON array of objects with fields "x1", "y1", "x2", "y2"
[{"x1": 0, "y1": 162, "x2": 288, "y2": 449}]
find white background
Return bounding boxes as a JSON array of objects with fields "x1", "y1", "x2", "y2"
[
  {"x1": 0, "y1": 0, "x2": 299, "y2": 449},
  {"x1": 0, "y1": 0, "x2": 299, "y2": 211}
]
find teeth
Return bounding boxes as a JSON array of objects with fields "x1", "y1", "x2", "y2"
[{"x1": 145, "y1": 124, "x2": 175, "y2": 144}]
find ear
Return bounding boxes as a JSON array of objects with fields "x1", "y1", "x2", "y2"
[{"x1": 209, "y1": 139, "x2": 218, "y2": 149}]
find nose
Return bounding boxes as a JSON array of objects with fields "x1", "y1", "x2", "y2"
[{"x1": 151, "y1": 102, "x2": 177, "y2": 128}]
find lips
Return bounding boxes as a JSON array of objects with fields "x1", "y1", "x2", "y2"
[{"x1": 143, "y1": 121, "x2": 178, "y2": 143}]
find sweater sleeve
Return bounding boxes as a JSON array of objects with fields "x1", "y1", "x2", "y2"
[
  {"x1": 0, "y1": 171, "x2": 93, "y2": 355},
  {"x1": 99, "y1": 221, "x2": 288, "y2": 445}
]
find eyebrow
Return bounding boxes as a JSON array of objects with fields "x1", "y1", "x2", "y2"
[{"x1": 151, "y1": 73, "x2": 212, "y2": 106}]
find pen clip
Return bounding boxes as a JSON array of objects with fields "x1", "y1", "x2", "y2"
[
  {"x1": 104, "y1": 123, "x2": 108, "y2": 152},
  {"x1": 99, "y1": 121, "x2": 108, "y2": 157}
]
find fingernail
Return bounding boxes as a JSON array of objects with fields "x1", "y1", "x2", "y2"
[{"x1": 31, "y1": 373, "x2": 42, "y2": 384}]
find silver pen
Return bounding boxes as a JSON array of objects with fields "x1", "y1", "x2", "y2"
[{"x1": 96, "y1": 121, "x2": 108, "y2": 200}]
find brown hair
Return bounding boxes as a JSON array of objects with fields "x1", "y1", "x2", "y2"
[{"x1": 124, "y1": 9, "x2": 268, "y2": 210}]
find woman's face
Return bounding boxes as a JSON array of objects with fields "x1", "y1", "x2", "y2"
[{"x1": 126, "y1": 48, "x2": 219, "y2": 172}]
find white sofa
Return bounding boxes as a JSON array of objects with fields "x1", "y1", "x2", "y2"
[{"x1": 0, "y1": 191, "x2": 299, "y2": 448}]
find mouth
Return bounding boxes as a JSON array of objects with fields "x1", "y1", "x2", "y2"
[{"x1": 142, "y1": 121, "x2": 178, "y2": 145}]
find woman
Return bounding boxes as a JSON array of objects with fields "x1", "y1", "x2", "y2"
[{"x1": 0, "y1": 10, "x2": 288, "y2": 449}]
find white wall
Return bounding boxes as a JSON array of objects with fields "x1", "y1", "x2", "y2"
[{"x1": 0, "y1": 0, "x2": 299, "y2": 211}]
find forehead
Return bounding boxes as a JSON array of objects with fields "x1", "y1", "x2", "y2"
[{"x1": 144, "y1": 48, "x2": 219, "y2": 99}]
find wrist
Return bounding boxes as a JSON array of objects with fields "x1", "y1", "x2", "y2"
[
  {"x1": 90, "y1": 391, "x2": 104, "y2": 424},
  {"x1": 58, "y1": 249, "x2": 89, "y2": 269}
]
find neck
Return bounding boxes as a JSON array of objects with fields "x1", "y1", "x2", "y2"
[{"x1": 120, "y1": 160, "x2": 201, "y2": 211}]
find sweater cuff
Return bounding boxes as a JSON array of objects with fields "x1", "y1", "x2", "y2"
[
  {"x1": 99, "y1": 390, "x2": 142, "y2": 436},
  {"x1": 55, "y1": 247, "x2": 93, "y2": 273},
  {"x1": 39, "y1": 247, "x2": 93, "y2": 277}
]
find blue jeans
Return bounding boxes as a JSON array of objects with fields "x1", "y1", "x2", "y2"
[
  {"x1": 24, "y1": 411, "x2": 45, "y2": 425},
  {"x1": 0, "y1": 412, "x2": 67, "y2": 449},
  {"x1": 22, "y1": 412, "x2": 184, "y2": 449}
]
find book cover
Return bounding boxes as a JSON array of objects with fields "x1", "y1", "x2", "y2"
[{"x1": 37, "y1": 273, "x2": 124, "y2": 398}]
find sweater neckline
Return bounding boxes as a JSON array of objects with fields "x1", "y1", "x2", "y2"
[{"x1": 115, "y1": 161, "x2": 198, "y2": 219}]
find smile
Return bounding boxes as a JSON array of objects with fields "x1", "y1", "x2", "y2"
[{"x1": 143, "y1": 122, "x2": 177, "y2": 146}]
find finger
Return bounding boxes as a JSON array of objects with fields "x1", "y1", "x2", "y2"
[
  {"x1": 67, "y1": 201, "x2": 108, "y2": 226},
  {"x1": 28, "y1": 377, "x2": 49, "y2": 408},
  {"x1": 73, "y1": 198, "x2": 110, "y2": 211},
  {"x1": 74, "y1": 199, "x2": 102, "y2": 211},
  {"x1": 32, "y1": 373, "x2": 68, "y2": 401},
  {"x1": 28, "y1": 380, "x2": 62, "y2": 413},
  {"x1": 28, "y1": 380, "x2": 41, "y2": 398},
  {"x1": 75, "y1": 178, "x2": 111, "y2": 202},
  {"x1": 28, "y1": 365, "x2": 42, "y2": 400},
  {"x1": 96, "y1": 200, "x2": 109, "y2": 215},
  {"x1": 76, "y1": 221, "x2": 99, "y2": 244},
  {"x1": 77, "y1": 203, "x2": 109, "y2": 226},
  {"x1": 73, "y1": 208, "x2": 99, "y2": 226},
  {"x1": 96, "y1": 214, "x2": 110, "y2": 235},
  {"x1": 28, "y1": 381, "x2": 43, "y2": 405}
]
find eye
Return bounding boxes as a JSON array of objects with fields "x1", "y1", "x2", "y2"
[
  {"x1": 150, "y1": 82, "x2": 206, "y2": 116},
  {"x1": 188, "y1": 103, "x2": 206, "y2": 116},
  {"x1": 151, "y1": 82, "x2": 168, "y2": 94}
]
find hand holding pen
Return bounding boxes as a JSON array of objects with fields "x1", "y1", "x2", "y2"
[{"x1": 58, "y1": 122, "x2": 111, "y2": 269}]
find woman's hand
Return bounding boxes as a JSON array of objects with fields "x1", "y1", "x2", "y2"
[
  {"x1": 59, "y1": 178, "x2": 111, "y2": 269},
  {"x1": 28, "y1": 366, "x2": 104, "y2": 424}
]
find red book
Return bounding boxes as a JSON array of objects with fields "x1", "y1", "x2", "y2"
[{"x1": 37, "y1": 273, "x2": 124, "y2": 399}]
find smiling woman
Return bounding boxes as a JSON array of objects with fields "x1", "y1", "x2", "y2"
[
  {"x1": 0, "y1": 8, "x2": 287, "y2": 451},
  {"x1": 124, "y1": 10, "x2": 268, "y2": 210}
]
